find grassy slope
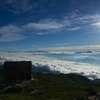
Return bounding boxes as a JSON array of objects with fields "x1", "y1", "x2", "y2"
[{"x1": 0, "y1": 72, "x2": 98, "y2": 100}]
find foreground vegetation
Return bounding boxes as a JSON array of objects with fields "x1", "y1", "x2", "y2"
[{"x1": 0, "y1": 72, "x2": 99, "y2": 100}]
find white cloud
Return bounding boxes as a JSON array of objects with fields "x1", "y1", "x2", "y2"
[
  {"x1": 0, "y1": 25, "x2": 21, "y2": 33},
  {"x1": 0, "y1": 33, "x2": 26, "y2": 42},
  {"x1": 23, "y1": 18, "x2": 70, "y2": 35},
  {"x1": 0, "y1": 19, "x2": 65, "y2": 42},
  {"x1": 25, "y1": 21, "x2": 64, "y2": 30},
  {"x1": 0, "y1": 25, "x2": 26, "y2": 42},
  {"x1": 67, "y1": 27, "x2": 81, "y2": 31},
  {"x1": 91, "y1": 22, "x2": 100, "y2": 27},
  {"x1": 64, "y1": 13, "x2": 100, "y2": 28}
]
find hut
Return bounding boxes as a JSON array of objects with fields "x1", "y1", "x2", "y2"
[{"x1": 3, "y1": 61, "x2": 32, "y2": 81}]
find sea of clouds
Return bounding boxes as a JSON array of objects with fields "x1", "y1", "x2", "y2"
[{"x1": 0, "y1": 51, "x2": 100, "y2": 80}]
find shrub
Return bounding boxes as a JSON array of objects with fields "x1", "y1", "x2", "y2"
[
  {"x1": 88, "y1": 88, "x2": 97, "y2": 96},
  {"x1": 4, "y1": 85, "x2": 23, "y2": 93}
]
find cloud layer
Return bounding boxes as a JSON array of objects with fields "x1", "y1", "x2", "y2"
[
  {"x1": 0, "y1": 51, "x2": 100, "y2": 80},
  {"x1": 36, "y1": 45, "x2": 100, "y2": 52}
]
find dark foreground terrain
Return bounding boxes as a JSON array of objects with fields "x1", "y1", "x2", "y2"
[{"x1": 0, "y1": 72, "x2": 100, "y2": 100}]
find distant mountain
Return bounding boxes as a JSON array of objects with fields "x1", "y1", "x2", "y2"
[
  {"x1": 66, "y1": 73, "x2": 92, "y2": 85},
  {"x1": 75, "y1": 51, "x2": 93, "y2": 54},
  {"x1": 93, "y1": 79, "x2": 100, "y2": 83},
  {"x1": 25, "y1": 51, "x2": 48, "y2": 53},
  {"x1": 92, "y1": 79, "x2": 100, "y2": 86},
  {"x1": 86, "y1": 51, "x2": 93, "y2": 53},
  {"x1": 75, "y1": 51, "x2": 83, "y2": 54},
  {"x1": 34, "y1": 72, "x2": 92, "y2": 85}
]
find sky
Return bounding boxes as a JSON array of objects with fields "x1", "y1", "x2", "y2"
[{"x1": 1, "y1": 0, "x2": 100, "y2": 51}]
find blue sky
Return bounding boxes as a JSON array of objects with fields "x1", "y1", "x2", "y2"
[{"x1": 1, "y1": 0, "x2": 100, "y2": 51}]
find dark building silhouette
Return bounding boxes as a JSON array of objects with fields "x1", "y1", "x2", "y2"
[{"x1": 3, "y1": 61, "x2": 32, "y2": 81}]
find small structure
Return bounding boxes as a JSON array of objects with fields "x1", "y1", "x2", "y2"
[{"x1": 3, "y1": 61, "x2": 32, "y2": 81}]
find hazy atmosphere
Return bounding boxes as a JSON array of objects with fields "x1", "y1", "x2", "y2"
[{"x1": 0, "y1": 0, "x2": 100, "y2": 80}]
